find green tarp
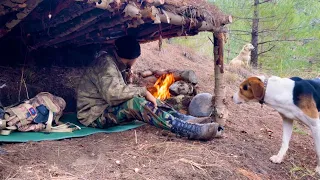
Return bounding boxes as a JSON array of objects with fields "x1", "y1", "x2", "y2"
[{"x1": 0, "y1": 114, "x2": 144, "y2": 143}]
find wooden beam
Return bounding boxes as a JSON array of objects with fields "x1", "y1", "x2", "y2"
[
  {"x1": 0, "y1": 0, "x2": 27, "y2": 16},
  {"x1": 0, "y1": 0, "x2": 42, "y2": 38},
  {"x1": 54, "y1": 24, "x2": 126, "y2": 48},
  {"x1": 51, "y1": 0, "x2": 75, "y2": 17},
  {"x1": 35, "y1": 15, "x2": 130, "y2": 48},
  {"x1": 32, "y1": 9, "x2": 107, "y2": 48},
  {"x1": 23, "y1": 4, "x2": 95, "y2": 33},
  {"x1": 212, "y1": 32, "x2": 228, "y2": 126}
]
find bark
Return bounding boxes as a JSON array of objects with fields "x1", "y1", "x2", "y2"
[
  {"x1": 250, "y1": 0, "x2": 259, "y2": 68},
  {"x1": 212, "y1": 32, "x2": 228, "y2": 126}
]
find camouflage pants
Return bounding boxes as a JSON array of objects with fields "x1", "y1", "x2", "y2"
[{"x1": 90, "y1": 97, "x2": 195, "y2": 130}]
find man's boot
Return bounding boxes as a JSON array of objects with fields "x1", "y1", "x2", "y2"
[
  {"x1": 169, "y1": 118, "x2": 224, "y2": 140},
  {"x1": 187, "y1": 117, "x2": 214, "y2": 124}
]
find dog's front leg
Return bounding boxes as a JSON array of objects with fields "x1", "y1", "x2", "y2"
[
  {"x1": 270, "y1": 117, "x2": 293, "y2": 163},
  {"x1": 310, "y1": 124, "x2": 320, "y2": 174}
]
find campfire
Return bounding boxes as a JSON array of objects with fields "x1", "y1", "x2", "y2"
[
  {"x1": 152, "y1": 73, "x2": 175, "y2": 100},
  {"x1": 137, "y1": 69, "x2": 198, "y2": 112}
]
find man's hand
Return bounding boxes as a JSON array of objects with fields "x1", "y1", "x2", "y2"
[{"x1": 145, "y1": 91, "x2": 157, "y2": 107}]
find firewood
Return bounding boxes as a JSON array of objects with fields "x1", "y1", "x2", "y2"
[{"x1": 140, "y1": 70, "x2": 153, "y2": 78}]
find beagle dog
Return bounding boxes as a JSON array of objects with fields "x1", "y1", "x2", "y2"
[{"x1": 232, "y1": 75, "x2": 320, "y2": 174}]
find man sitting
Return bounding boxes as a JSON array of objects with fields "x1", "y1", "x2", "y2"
[{"x1": 76, "y1": 35, "x2": 224, "y2": 140}]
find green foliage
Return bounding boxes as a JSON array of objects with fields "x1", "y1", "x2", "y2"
[
  {"x1": 169, "y1": 32, "x2": 213, "y2": 58},
  {"x1": 172, "y1": 0, "x2": 320, "y2": 77}
]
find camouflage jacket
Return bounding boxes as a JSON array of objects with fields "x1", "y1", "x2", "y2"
[{"x1": 77, "y1": 51, "x2": 147, "y2": 126}]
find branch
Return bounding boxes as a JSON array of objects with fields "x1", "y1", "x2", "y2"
[
  {"x1": 232, "y1": 15, "x2": 276, "y2": 20},
  {"x1": 258, "y1": 26, "x2": 303, "y2": 34},
  {"x1": 231, "y1": 29, "x2": 251, "y2": 33},
  {"x1": 258, "y1": 39, "x2": 306, "y2": 45},
  {"x1": 258, "y1": 45, "x2": 275, "y2": 56},
  {"x1": 257, "y1": 0, "x2": 273, "y2": 5}
]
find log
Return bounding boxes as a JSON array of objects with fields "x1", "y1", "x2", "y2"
[
  {"x1": 123, "y1": 3, "x2": 142, "y2": 19},
  {"x1": 0, "y1": 0, "x2": 42, "y2": 38},
  {"x1": 212, "y1": 32, "x2": 228, "y2": 126},
  {"x1": 51, "y1": 0, "x2": 75, "y2": 17},
  {"x1": 138, "y1": 75, "x2": 158, "y2": 87},
  {"x1": 55, "y1": 23, "x2": 126, "y2": 47},
  {"x1": 144, "y1": 0, "x2": 165, "y2": 7},
  {"x1": 198, "y1": 21, "x2": 228, "y2": 33},
  {"x1": 95, "y1": 0, "x2": 121, "y2": 12},
  {"x1": 0, "y1": 0, "x2": 27, "y2": 16},
  {"x1": 140, "y1": 70, "x2": 153, "y2": 78},
  {"x1": 159, "y1": 10, "x2": 184, "y2": 25},
  {"x1": 33, "y1": 9, "x2": 108, "y2": 48},
  {"x1": 39, "y1": 15, "x2": 128, "y2": 48},
  {"x1": 38, "y1": 9, "x2": 105, "y2": 37},
  {"x1": 56, "y1": 12, "x2": 110, "y2": 38},
  {"x1": 49, "y1": 5, "x2": 95, "y2": 28},
  {"x1": 155, "y1": 69, "x2": 198, "y2": 84},
  {"x1": 33, "y1": 11, "x2": 110, "y2": 48},
  {"x1": 23, "y1": 4, "x2": 95, "y2": 33},
  {"x1": 138, "y1": 69, "x2": 198, "y2": 91}
]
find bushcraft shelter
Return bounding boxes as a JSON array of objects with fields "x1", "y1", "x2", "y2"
[
  {"x1": 0, "y1": 0, "x2": 232, "y2": 123},
  {"x1": 0, "y1": 0, "x2": 232, "y2": 65}
]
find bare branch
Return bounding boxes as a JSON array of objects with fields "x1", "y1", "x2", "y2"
[
  {"x1": 257, "y1": 0, "x2": 273, "y2": 5},
  {"x1": 230, "y1": 29, "x2": 251, "y2": 33},
  {"x1": 258, "y1": 38, "x2": 314, "y2": 45},
  {"x1": 232, "y1": 15, "x2": 276, "y2": 20},
  {"x1": 258, "y1": 45, "x2": 276, "y2": 55}
]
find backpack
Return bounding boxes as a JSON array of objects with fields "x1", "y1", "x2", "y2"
[{"x1": 0, "y1": 92, "x2": 80, "y2": 135}]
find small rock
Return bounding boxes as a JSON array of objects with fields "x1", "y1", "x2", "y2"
[{"x1": 116, "y1": 160, "x2": 120, "y2": 165}]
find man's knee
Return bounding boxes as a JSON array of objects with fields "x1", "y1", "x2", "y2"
[{"x1": 127, "y1": 97, "x2": 148, "y2": 108}]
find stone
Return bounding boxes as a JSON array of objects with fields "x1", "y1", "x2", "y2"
[
  {"x1": 180, "y1": 70, "x2": 198, "y2": 84},
  {"x1": 188, "y1": 93, "x2": 213, "y2": 117},
  {"x1": 169, "y1": 80, "x2": 194, "y2": 96}
]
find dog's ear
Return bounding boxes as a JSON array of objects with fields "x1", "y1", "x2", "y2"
[
  {"x1": 243, "y1": 44, "x2": 248, "y2": 51},
  {"x1": 249, "y1": 79, "x2": 264, "y2": 100}
]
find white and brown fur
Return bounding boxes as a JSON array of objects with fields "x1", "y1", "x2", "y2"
[
  {"x1": 232, "y1": 76, "x2": 320, "y2": 174},
  {"x1": 229, "y1": 43, "x2": 255, "y2": 68}
]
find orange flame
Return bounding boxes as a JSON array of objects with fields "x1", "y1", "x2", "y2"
[{"x1": 152, "y1": 73, "x2": 175, "y2": 100}]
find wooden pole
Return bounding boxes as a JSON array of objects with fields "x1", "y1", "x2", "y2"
[{"x1": 212, "y1": 32, "x2": 228, "y2": 126}]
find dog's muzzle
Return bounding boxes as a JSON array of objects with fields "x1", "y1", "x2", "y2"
[{"x1": 232, "y1": 92, "x2": 243, "y2": 104}]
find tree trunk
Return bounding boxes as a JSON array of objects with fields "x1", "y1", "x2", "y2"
[
  {"x1": 251, "y1": 0, "x2": 259, "y2": 68},
  {"x1": 213, "y1": 32, "x2": 228, "y2": 126}
]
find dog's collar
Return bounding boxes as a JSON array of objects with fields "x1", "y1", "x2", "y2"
[{"x1": 259, "y1": 78, "x2": 268, "y2": 107}]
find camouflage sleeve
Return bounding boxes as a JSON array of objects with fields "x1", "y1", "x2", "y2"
[{"x1": 97, "y1": 63, "x2": 147, "y2": 106}]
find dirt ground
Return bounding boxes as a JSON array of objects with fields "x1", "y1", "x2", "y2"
[{"x1": 0, "y1": 42, "x2": 319, "y2": 180}]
